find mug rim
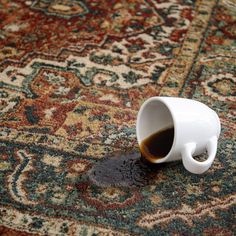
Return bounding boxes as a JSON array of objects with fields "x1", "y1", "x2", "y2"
[{"x1": 136, "y1": 96, "x2": 177, "y2": 163}]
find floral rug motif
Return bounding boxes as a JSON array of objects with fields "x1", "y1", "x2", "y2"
[{"x1": 0, "y1": 0, "x2": 235, "y2": 235}]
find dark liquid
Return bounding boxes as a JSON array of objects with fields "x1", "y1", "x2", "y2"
[
  {"x1": 89, "y1": 127, "x2": 174, "y2": 188},
  {"x1": 89, "y1": 152, "x2": 165, "y2": 188},
  {"x1": 140, "y1": 127, "x2": 174, "y2": 162}
]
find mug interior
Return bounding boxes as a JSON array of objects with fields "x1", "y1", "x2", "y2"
[{"x1": 137, "y1": 98, "x2": 175, "y2": 160}]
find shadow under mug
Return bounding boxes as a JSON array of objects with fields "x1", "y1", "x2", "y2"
[{"x1": 136, "y1": 97, "x2": 221, "y2": 174}]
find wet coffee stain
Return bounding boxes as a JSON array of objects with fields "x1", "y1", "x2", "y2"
[{"x1": 89, "y1": 152, "x2": 166, "y2": 188}]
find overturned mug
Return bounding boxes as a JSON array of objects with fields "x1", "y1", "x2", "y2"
[{"x1": 136, "y1": 97, "x2": 221, "y2": 174}]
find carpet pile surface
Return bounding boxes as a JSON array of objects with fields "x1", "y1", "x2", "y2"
[{"x1": 0, "y1": 0, "x2": 235, "y2": 235}]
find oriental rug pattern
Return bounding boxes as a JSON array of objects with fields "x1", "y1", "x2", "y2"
[{"x1": 0, "y1": 0, "x2": 235, "y2": 235}]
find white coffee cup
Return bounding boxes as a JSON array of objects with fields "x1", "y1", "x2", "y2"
[{"x1": 136, "y1": 97, "x2": 221, "y2": 174}]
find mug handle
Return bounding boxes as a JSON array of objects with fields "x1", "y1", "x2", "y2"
[{"x1": 181, "y1": 136, "x2": 218, "y2": 174}]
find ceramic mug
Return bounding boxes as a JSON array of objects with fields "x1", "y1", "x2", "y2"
[{"x1": 136, "y1": 97, "x2": 221, "y2": 174}]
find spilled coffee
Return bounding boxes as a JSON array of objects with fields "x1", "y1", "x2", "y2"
[{"x1": 140, "y1": 127, "x2": 174, "y2": 162}]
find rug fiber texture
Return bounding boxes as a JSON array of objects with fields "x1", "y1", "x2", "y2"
[{"x1": 0, "y1": 0, "x2": 235, "y2": 235}]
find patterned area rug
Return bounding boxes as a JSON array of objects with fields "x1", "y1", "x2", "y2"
[{"x1": 0, "y1": 0, "x2": 235, "y2": 235}]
